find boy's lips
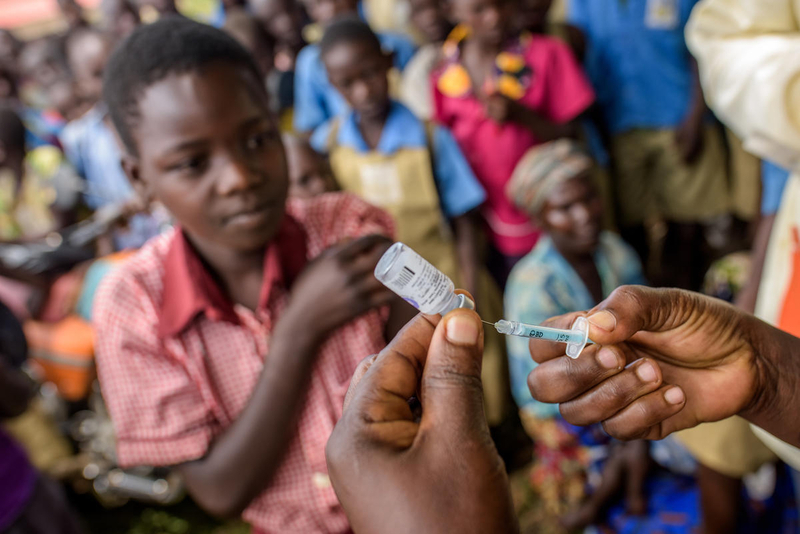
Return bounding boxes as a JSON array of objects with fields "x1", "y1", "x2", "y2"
[{"x1": 223, "y1": 201, "x2": 277, "y2": 228}]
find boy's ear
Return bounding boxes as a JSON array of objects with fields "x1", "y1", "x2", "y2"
[{"x1": 121, "y1": 155, "x2": 152, "y2": 203}]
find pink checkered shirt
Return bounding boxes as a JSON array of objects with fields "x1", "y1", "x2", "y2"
[{"x1": 94, "y1": 193, "x2": 394, "y2": 534}]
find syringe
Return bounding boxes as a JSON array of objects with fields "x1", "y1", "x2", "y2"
[{"x1": 483, "y1": 317, "x2": 592, "y2": 359}]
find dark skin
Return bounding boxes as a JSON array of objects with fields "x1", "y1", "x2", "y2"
[
  {"x1": 408, "y1": 0, "x2": 453, "y2": 44},
  {"x1": 284, "y1": 135, "x2": 337, "y2": 199},
  {"x1": 323, "y1": 39, "x2": 482, "y2": 297},
  {"x1": 121, "y1": 61, "x2": 409, "y2": 518},
  {"x1": 535, "y1": 174, "x2": 604, "y2": 304},
  {"x1": 249, "y1": 0, "x2": 306, "y2": 56},
  {"x1": 301, "y1": 0, "x2": 358, "y2": 25},
  {"x1": 327, "y1": 304, "x2": 520, "y2": 534},
  {"x1": 66, "y1": 30, "x2": 112, "y2": 107},
  {"x1": 450, "y1": 0, "x2": 578, "y2": 140}
]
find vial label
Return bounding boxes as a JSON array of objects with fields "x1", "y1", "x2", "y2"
[{"x1": 380, "y1": 246, "x2": 453, "y2": 315}]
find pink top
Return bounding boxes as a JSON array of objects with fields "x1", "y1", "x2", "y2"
[
  {"x1": 433, "y1": 35, "x2": 595, "y2": 256},
  {"x1": 95, "y1": 193, "x2": 394, "y2": 534}
]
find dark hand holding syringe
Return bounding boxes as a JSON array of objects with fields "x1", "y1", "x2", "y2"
[{"x1": 375, "y1": 243, "x2": 592, "y2": 359}]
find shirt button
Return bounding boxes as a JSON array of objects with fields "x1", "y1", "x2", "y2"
[{"x1": 312, "y1": 472, "x2": 331, "y2": 489}]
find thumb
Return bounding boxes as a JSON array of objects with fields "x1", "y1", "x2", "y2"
[
  {"x1": 420, "y1": 309, "x2": 486, "y2": 435},
  {"x1": 586, "y1": 286, "x2": 693, "y2": 346}
]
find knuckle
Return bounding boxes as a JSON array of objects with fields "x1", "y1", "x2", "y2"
[
  {"x1": 423, "y1": 365, "x2": 483, "y2": 393},
  {"x1": 527, "y1": 368, "x2": 555, "y2": 403}
]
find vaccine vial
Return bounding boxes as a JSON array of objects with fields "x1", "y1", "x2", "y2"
[{"x1": 375, "y1": 242, "x2": 474, "y2": 315}]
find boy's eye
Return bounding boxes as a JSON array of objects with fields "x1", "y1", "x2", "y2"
[
  {"x1": 172, "y1": 154, "x2": 208, "y2": 174},
  {"x1": 245, "y1": 129, "x2": 275, "y2": 151}
]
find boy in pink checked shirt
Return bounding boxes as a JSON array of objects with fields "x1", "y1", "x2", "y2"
[
  {"x1": 433, "y1": 0, "x2": 595, "y2": 287},
  {"x1": 94, "y1": 17, "x2": 412, "y2": 534}
]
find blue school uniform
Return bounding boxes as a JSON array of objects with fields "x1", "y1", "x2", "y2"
[
  {"x1": 311, "y1": 101, "x2": 485, "y2": 280},
  {"x1": 293, "y1": 34, "x2": 417, "y2": 133},
  {"x1": 568, "y1": 0, "x2": 701, "y2": 134}
]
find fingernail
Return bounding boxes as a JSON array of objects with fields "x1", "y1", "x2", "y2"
[
  {"x1": 588, "y1": 311, "x2": 617, "y2": 332},
  {"x1": 597, "y1": 348, "x2": 620, "y2": 370},
  {"x1": 446, "y1": 314, "x2": 480, "y2": 345},
  {"x1": 636, "y1": 361, "x2": 657, "y2": 383},
  {"x1": 665, "y1": 387, "x2": 685, "y2": 405}
]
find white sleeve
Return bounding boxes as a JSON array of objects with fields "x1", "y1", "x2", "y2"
[{"x1": 686, "y1": 0, "x2": 800, "y2": 169}]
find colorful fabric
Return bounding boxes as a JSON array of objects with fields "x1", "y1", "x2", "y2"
[
  {"x1": 0, "y1": 145, "x2": 79, "y2": 240},
  {"x1": 293, "y1": 34, "x2": 417, "y2": 133},
  {"x1": 0, "y1": 428, "x2": 36, "y2": 531},
  {"x1": 433, "y1": 31, "x2": 595, "y2": 256},
  {"x1": 702, "y1": 251, "x2": 751, "y2": 303},
  {"x1": 95, "y1": 193, "x2": 394, "y2": 534},
  {"x1": 568, "y1": 0, "x2": 702, "y2": 135},
  {"x1": 505, "y1": 232, "x2": 646, "y2": 417},
  {"x1": 507, "y1": 139, "x2": 593, "y2": 216}
]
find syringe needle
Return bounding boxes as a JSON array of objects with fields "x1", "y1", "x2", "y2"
[{"x1": 481, "y1": 320, "x2": 495, "y2": 326}]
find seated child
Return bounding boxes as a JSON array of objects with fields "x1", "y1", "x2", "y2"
[
  {"x1": 283, "y1": 134, "x2": 337, "y2": 199},
  {"x1": 433, "y1": 0, "x2": 595, "y2": 287},
  {"x1": 312, "y1": 16, "x2": 485, "y2": 295},
  {"x1": 60, "y1": 27, "x2": 163, "y2": 250},
  {"x1": 94, "y1": 17, "x2": 410, "y2": 534},
  {"x1": 398, "y1": 0, "x2": 453, "y2": 120},
  {"x1": 293, "y1": 0, "x2": 417, "y2": 134}
]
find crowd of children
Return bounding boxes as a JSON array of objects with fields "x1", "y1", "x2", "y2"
[{"x1": 0, "y1": 0, "x2": 796, "y2": 533}]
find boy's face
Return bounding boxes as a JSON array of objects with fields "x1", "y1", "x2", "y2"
[
  {"x1": 124, "y1": 62, "x2": 289, "y2": 253},
  {"x1": 68, "y1": 33, "x2": 111, "y2": 105},
  {"x1": 251, "y1": 0, "x2": 306, "y2": 49},
  {"x1": 285, "y1": 140, "x2": 336, "y2": 199},
  {"x1": 303, "y1": 0, "x2": 358, "y2": 26},
  {"x1": 409, "y1": 0, "x2": 451, "y2": 44},
  {"x1": 538, "y1": 175, "x2": 603, "y2": 257},
  {"x1": 323, "y1": 40, "x2": 392, "y2": 122},
  {"x1": 450, "y1": 0, "x2": 512, "y2": 47}
]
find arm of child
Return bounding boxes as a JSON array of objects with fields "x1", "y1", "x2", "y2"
[
  {"x1": 178, "y1": 236, "x2": 394, "y2": 518},
  {"x1": 431, "y1": 126, "x2": 486, "y2": 298}
]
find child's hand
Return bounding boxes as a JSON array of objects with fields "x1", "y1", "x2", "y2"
[
  {"x1": 674, "y1": 112, "x2": 705, "y2": 164},
  {"x1": 281, "y1": 234, "x2": 394, "y2": 341}
]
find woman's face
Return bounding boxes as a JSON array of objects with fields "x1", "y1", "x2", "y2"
[{"x1": 538, "y1": 174, "x2": 603, "y2": 257}]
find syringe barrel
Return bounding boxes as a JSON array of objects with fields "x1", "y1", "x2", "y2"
[{"x1": 375, "y1": 242, "x2": 474, "y2": 315}]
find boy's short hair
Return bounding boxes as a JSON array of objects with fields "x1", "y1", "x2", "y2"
[
  {"x1": 223, "y1": 8, "x2": 275, "y2": 59},
  {"x1": 103, "y1": 15, "x2": 264, "y2": 155},
  {"x1": 0, "y1": 106, "x2": 26, "y2": 153},
  {"x1": 319, "y1": 15, "x2": 382, "y2": 59}
]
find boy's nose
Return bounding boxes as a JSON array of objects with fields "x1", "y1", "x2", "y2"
[{"x1": 217, "y1": 157, "x2": 259, "y2": 195}]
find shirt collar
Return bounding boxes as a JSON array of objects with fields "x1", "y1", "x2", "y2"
[
  {"x1": 157, "y1": 215, "x2": 307, "y2": 339},
  {"x1": 338, "y1": 101, "x2": 427, "y2": 155}
]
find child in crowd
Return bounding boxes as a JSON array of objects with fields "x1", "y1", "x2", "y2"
[
  {"x1": 398, "y1": 0, "x2": 452, "y2": 120},
  {"x1": 249, "y1": 0, "x2": 307, "y2": 71},
  {"x1": 95, "y1": 17, "x2": 411, "y2": 534},
  {"x1": 313, "y1": 18, "x2": 516, "y2": 431},
  {"x1": 313, "y1": 16, "x2": 484, "y2": 296},
  {"x1": 284, "y1": 134, "x2": 337, "y2": 199},
  {"x1": 294, "y1": 0, "x2": 417, "y2": 134},
  {"x1": 60, "y1": 27, "x2": 161, "y2": 249},
  {"x1": 567, "y1": 0, "x2": 730, "y2": 290},
  {"x1": 433, "y1": 0, "x2": 595, "y2": 287},
  {"x1": 0, "y1": 301, "x2": 83, "y2": 534}
]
